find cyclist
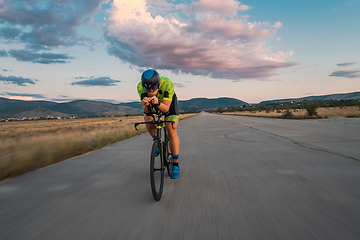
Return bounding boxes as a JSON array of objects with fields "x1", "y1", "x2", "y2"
[{"x1": 137, "y1": 69, "x2": 180, "y2": 179}]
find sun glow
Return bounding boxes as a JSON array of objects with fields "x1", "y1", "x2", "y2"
[{"x1": 9, "y1": 96, "x2": 37, "y2": 101}]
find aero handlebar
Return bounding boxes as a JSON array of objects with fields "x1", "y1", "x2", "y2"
[{"x1": 134, "y1": 104, "x2": 175, "y2": 131}]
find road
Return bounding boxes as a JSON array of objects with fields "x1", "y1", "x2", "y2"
[{"x1": 1, "y1": 113, "x2": 360, "y2": 240}]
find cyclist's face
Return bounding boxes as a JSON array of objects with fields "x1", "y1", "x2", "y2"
[
  {"x1": 148, "y1": 88, "x2": 158, "y2": 96},
  {"x1": 146, "y1": 86, "x2": 158, "y2": 96}
]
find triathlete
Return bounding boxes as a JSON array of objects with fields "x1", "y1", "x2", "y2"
[{"x1": 137, "y1": 69, "x2": 180, "y2": 179}]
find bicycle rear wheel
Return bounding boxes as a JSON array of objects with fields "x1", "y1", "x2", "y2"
[{"x1": 150, "y1": 140, "x2": 164, "y2": 201}]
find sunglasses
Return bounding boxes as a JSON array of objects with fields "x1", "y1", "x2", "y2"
[{"x1": 145, "y1": 85, "x2": 158, "y2": 92}]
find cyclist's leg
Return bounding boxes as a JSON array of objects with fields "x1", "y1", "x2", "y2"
[
  {"x1": 165, "y1": 94, "x2": 180, "y2": 160},
  {"x1": 144, "y1": 114, "x2": 156, "y2": 137},
  {"x1": 166, "y1": 118, "x2": 179, "y2": 162},
  {"x1": 145, "y1": 114, "x2": 160, "y2": 156},
  {"x1": 166, "y1": 114, "x2": 180, "y2": 179}
]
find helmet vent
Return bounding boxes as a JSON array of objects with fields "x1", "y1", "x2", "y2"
[{"x1": 144, "y1": 69, "x2": 155, "y2": 79}]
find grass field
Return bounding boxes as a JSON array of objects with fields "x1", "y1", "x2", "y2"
[
  {"x1": 220, "y1": 106, "x2": 360, "y2": 119},
  {"x1": 0, "y1": 113, "x2": 197, "y2": 181}
]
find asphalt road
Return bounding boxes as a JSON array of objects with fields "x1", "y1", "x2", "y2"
[{"x1": 1, "y1": 113, "x2": 360, "y2": 240}]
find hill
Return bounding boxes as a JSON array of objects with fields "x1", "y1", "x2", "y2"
[
  {"x1": 120, "y1": 97, "x2": 248, "y2": 112},
  {"x1": 0, "y1": 100, "x2": 142, "y2": 119},
  {"x1": 0, "y1": 97, "x2": 57, "y2": 110},
  {"x1": 3, "y1": 91, "x2": 358, "y2": 119},
  {"x1": 259, "y1": 91, "x2": 360, "y2": 104},
  {"x1": 51, "y1": 100, "x2": 141, "y2": 116},
  {"x1": 0, "y1": 97, "x2": 248, "y2": 119},
  {"x1": 0, "y1": 106, "x2": 71, "y2": 119},
  {"x1": 0, "y1": 92, "x2": 360, "y2": 118},
  {"x1": 178, "y1": 97, "x2": 248, "y2": 112}
]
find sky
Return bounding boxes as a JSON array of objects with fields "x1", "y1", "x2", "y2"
[{"x1": 0, "y1": 0, "x2": 359, "y2": 104}]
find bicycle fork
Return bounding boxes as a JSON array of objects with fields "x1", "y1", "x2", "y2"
[{"x1": 153, "y1": 125, "x2": 165, "y2": 170}]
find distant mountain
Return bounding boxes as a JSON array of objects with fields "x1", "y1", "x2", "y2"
[
  {"x1": 0, "y1": 98, "x2": 142, "y2": 118},
  {"x1": 0, "y1": 106, "x2": 71, "y2": 118},
  {"x1": 178, "y1": 97, "x2": 248, "y2": 112},
  {"x1": 2, "y1": 91, "x2": 359, "y2": 118},
  {"x1": 0, "y1": 97, "x2": 57, "y2": 110},
  {"x1": 259, "y1": 91, "x2": 360, "y2": 104},
  {"x1": 119, "y1": 101, "x2": 143, "y2": 110},
  {"x1": 121, "y1": 97, "x2": 248, "y2": 112},
  {"x1": 51, "y1": 100, "x2": 141, "y2": 116},
  {"x1": 0, "y1": 97, "x2": 248, "y2": 118}
]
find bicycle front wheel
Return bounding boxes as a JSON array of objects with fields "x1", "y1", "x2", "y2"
[
  {"x1": 165, "y1": 135, "x2": 173, "y2": 177},
  {"x1": 150, "y1": 140, "x2": 164, "y2": 201}
]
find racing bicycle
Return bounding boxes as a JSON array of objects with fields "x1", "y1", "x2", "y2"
[{"x1": 134, "y1": 107, "x2": 175, "y2": 201}]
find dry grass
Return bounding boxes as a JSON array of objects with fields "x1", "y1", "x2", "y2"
[
  {"x1": 0, "y1": 113, "x2": 197, "y2": 181},
  {"x1": 221, "y1": 106, "x2": 360, "y2": 119}
]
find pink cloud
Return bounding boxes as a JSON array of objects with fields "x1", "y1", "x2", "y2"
[
  {"x1": 106, "y1": 0, "x2": 298, "y2": 80},
  {"x1": 194, "y1": 0, "x2": 252, "y2": 17},
  {"x1": 188, "y1": 16, "x2": 281, "y2": 40}
]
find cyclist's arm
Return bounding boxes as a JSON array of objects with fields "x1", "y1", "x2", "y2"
[
  {"x1": 157, "y1": 99, "x2": 171, "y2": 113},
  {"x1": 141, "y1": 97, "x2": 151, "y2": 114},
  {"x1": 149, "y1": 96, "x2": 171, "y2": 113}
]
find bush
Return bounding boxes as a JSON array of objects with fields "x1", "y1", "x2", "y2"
[
  {"x1": 265, "y1": 108, "x2": 273, "y2": 113},
  {"x1": 282, "y1": 109, "x2": 294, "y2": 119},
  {"x1": 305, "y1": 103, "x2": 318, "y2": 116}
]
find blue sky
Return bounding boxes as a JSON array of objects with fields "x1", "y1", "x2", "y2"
[{"x1": 0, "y1": 0, "x2": 359, "y2": 104}]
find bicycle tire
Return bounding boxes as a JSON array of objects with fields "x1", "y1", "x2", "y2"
[
  {"x1": 150, "y1": 140, "x2": 164, "y2": 201},
  {"x1": 165, "y1": 135, "x2": 173, "y2": 177}
]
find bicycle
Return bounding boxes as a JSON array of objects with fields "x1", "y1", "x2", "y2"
[{"x1": 134, "y1": 107, "x2": 175, "y2": 201}]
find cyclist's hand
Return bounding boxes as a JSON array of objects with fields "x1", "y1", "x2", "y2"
[
  {"x1": 142, "y1": 97, "x2": 151, "y2": 106},
  {"x1": 150, "y1": 96, "x2": 159, "y2": 105}
]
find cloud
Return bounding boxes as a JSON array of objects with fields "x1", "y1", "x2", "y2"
[
  {"x1": 193, "y1": 0, "x2": 252, "y2": 17},
  {"x1": 50, "y1": 98, "x2": 83, "y2": 102},
  {"x1": 5, "y1": 92, "x2": 46, "y2": 98},
  {"x1": 336, "y1": 62, "x2": 357, "y2": 67},
  {"x1": 71, "y1": 76, "x2": 121, "y2": 86},
  {"x1": 0, "y1": 66, "x2": 11, "y2": 71},
  {"x1": 0, "y1": 26, "x2": 22, "y2": 40},
  {"x1": 345, "y1": 1, "x2": 359, "y2": 7},
  {"x1": 174, "y1": 82, "x2": 186, "y2": 87},
  {"x1": 329, "y1": 70, "x2": 360, "y2": 78},
  {"x1": 50, "y1": 97, "x2": 120, "y2": 103},
  {"x1": 0, "y1": 49, "x2": 8, "y2": 57},
  {"x1": 94, "y1": 98, "x2": 121, "y2": 103},
  {"x1": 106, "y1": 0, "x2": 298, "y2": 80},
  {"x1": 0, "y1": 74, "x2": 37, "y2": 86},
  {"x1": 0, "y1": 0, "x2": 110, "y2": 49},
  {"x1": 292, "y1": 63, "x2": 321, "y2": 72},
  {"x1": 6, "y1": 49, "x2": 73, "y2": 64}
]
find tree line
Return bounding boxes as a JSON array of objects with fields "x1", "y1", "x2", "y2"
[{"x1": 208, "y1": 99, "x2": 360, "y2": 117}]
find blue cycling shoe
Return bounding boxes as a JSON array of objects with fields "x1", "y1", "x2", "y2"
[
  {"x1": 171, "y1": 166, "x2": 180, "y2": 179},
  {"x1": 155, "y1": 147, "x2": 160, "y2": 157}
]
